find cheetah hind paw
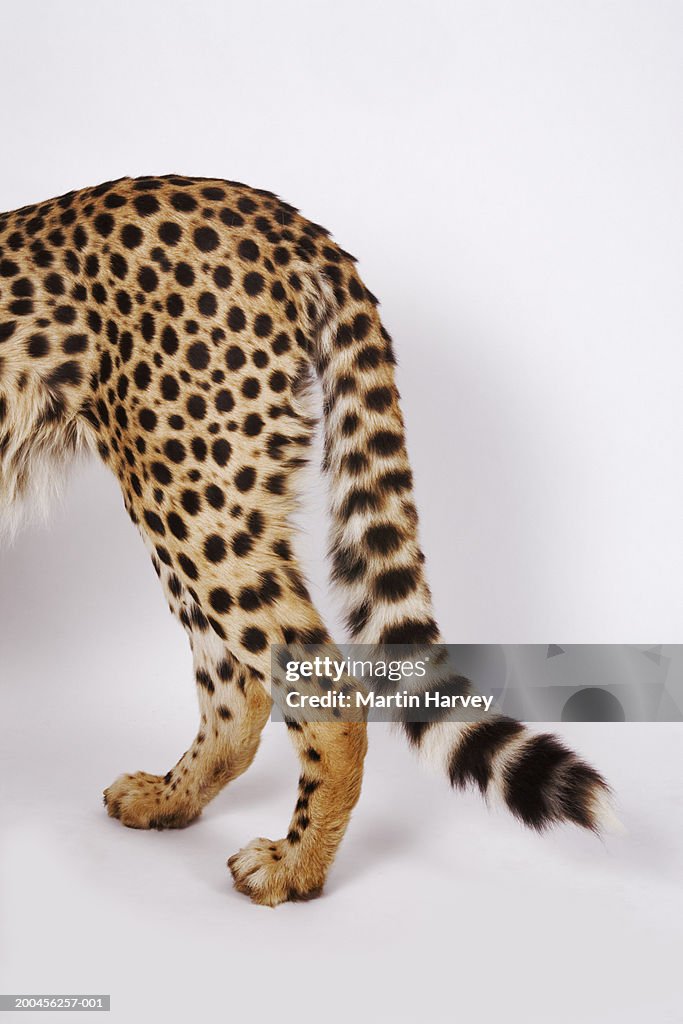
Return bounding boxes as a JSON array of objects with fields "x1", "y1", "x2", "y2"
[
  {"x1": 228, "y1": 838, "x2": 324, "y2": 907},
  {"x1": 104, "y1": 771, "x2": 200, "y2": 830}
]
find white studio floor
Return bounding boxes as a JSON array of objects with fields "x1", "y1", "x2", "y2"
[
  {"x1": 2, "y1": 1, "x2": 683, "y2": 1019},
  {"x1": 1, "y1": 466, "x2": 682, "y2": 1024}
]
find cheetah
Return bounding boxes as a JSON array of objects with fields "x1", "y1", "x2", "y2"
[{"x1": 0, "y1": 175, "x2": 616, "y2": 906}]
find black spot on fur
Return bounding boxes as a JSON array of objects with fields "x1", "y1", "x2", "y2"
[
  {"x1": 380, "y1": 618, "x2": 439, "y2": 644},
  {"x1": 365, "y1": 523, "x2": 402, "y2": 555},
  {"x1": 242, "y1": 626, "x2": 267, "y2": 653},
  {"x1": 374, "y1": 566, "x2": 418, "y2": 602},
  {"x1": 209, "y1": 587, "x2": 232, "y2": 614}
]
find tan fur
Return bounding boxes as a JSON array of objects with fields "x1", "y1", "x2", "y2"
[
  {"x1": 0, "y1": 175, "x2": 381, "y2": 904},
  {"x1": 0, "y1": 175, "x2": 613, "y2": 905}
]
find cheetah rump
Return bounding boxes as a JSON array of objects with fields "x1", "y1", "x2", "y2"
[{"x1": 0, "y1": 176, "x2": 617, "y2": 905}]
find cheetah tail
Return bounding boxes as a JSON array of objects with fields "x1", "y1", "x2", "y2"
[{"x1": 299, "y1": 261, "x2": 620, "y2": 837}]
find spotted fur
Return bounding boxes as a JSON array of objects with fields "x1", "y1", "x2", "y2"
[{"x1": 0, "y1": 175, "x2": 614, "y2": 906}]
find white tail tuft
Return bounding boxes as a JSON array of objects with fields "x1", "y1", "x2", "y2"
[{"x1": 591, "y1": 787, "x2": 626, "y2": 836}]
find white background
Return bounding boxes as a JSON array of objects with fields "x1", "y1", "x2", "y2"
[{"x1": 0, "y1": 2, "x2": 681, "y2": 1022}]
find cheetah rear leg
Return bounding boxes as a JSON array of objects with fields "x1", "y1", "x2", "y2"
[
  {"x1": 104, "y1": 560, "x2": 271, "y2": 830},
  {"x1": 227, "y1": 607, "x2": 368, "y2": 906},
  {"x1": 104, "y1": 657, "x2": 270, "y2": 830},
  {"x1": 107, "y1": 492, "x2": 367, "y2": 898},
  {"x1": 228, "y1": 717, "x2": 367, "y2": 906}
]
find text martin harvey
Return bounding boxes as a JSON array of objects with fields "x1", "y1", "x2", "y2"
[{"x1": 285, "y1": 690, "x2": 495, "y2": 712}]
